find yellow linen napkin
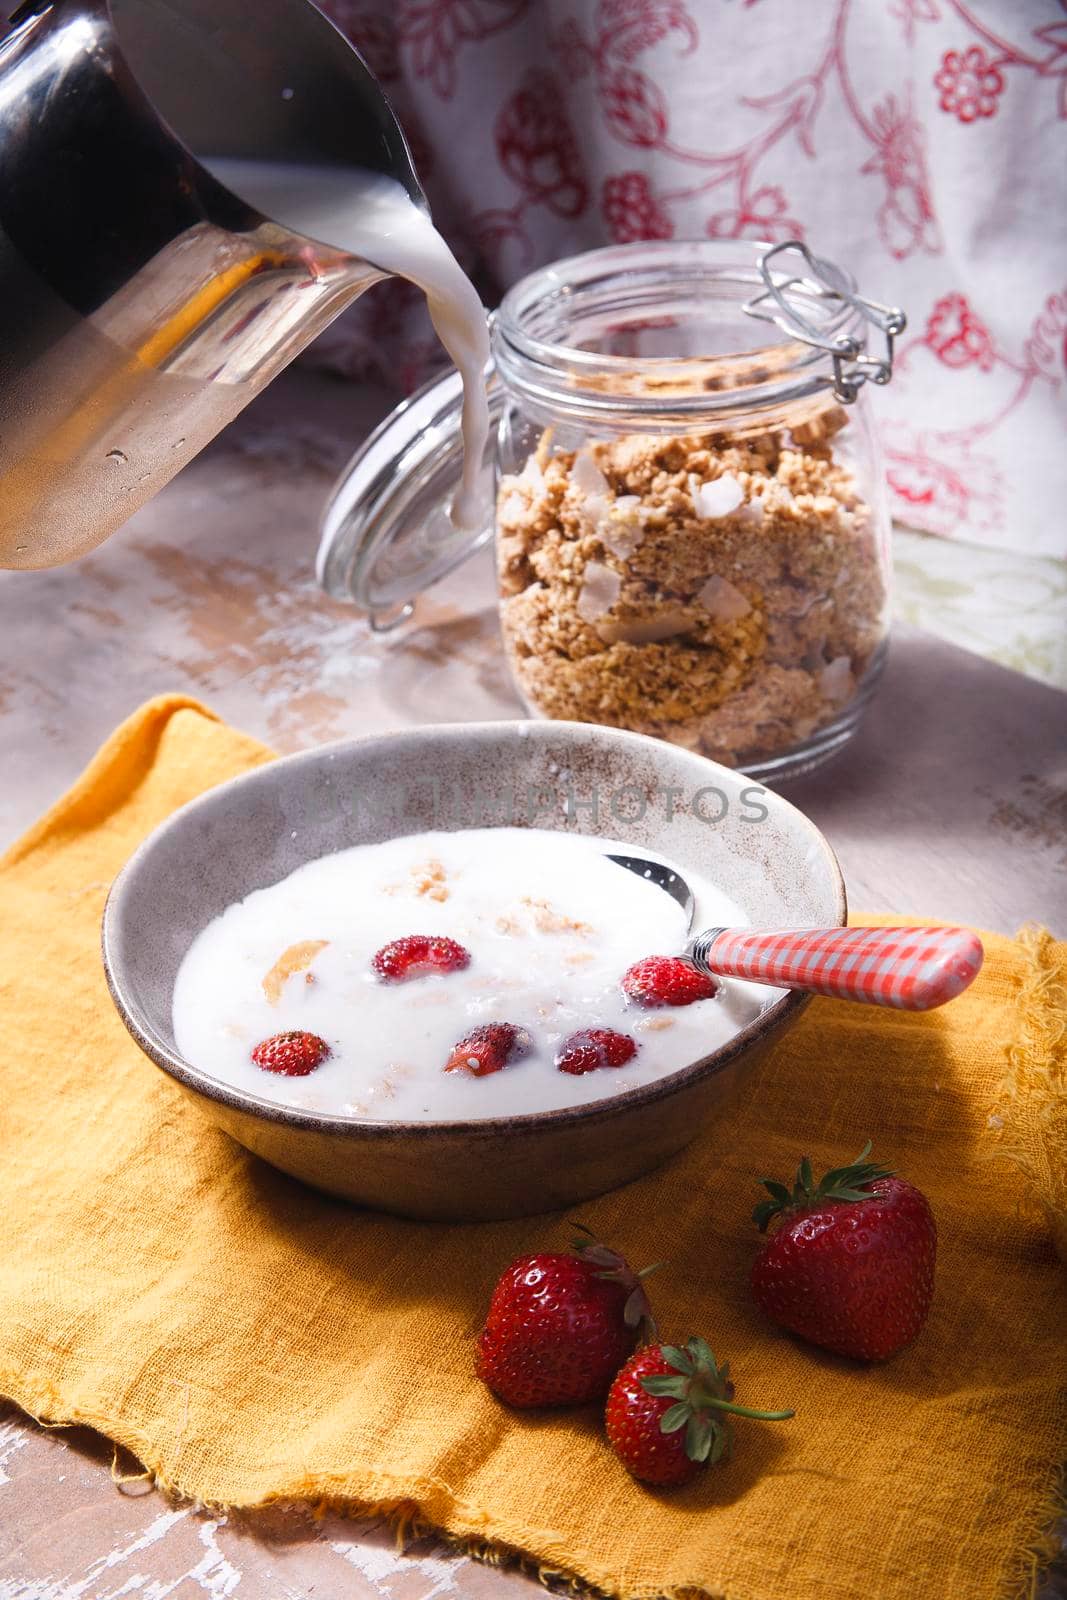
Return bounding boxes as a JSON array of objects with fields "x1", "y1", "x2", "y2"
[{"x1": 1, "y1": 696, "x2": 1064, "y2": 1600}]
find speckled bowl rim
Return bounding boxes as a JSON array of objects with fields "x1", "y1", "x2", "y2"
[{"x1": 102, "y1": 722, "x2": 847, "y2": 1141}]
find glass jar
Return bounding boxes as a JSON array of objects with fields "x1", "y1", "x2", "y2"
[{"x1": 318, "y1": 239, "x2": 900, "y2": 782}]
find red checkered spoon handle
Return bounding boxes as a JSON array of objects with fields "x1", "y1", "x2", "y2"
[{"x1": 688, "y1": 925, "x2": 984, "y2": 1010}]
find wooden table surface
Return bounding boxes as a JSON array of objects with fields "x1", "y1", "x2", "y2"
[{"x1": 1, "y1": 370, "x2": 1064, "y2": 1598}]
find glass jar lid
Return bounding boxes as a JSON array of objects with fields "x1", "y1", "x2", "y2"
[
  {"x1": 317, "y1": 364, "x2": 501, "y2": 631},
  {"x1": 317, "y1": 240, "x2": 903, "y2": 626}
]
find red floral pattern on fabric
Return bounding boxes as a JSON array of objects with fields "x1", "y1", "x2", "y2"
[
  {"x1": 596, "y1": 0, "x2": 698, "y2": 61},
  {"x1": 707, "y1": 185, "x2": 804, "y2": 244},
  {"x1": 924, "y1": 294, "x2": 996, "y2": 369},
  {"x1": 495, "y1": 70, "x2": 589, "y2": 218},
  {"x1": 308, "y1": 0, "x2": 1067, "y2": 554},
  {"x1": 1032, "y1": 20, "x2": 1067, "y2": 119},
  {"x1": 599, "y1": 66, "x2": 669, "y2": 148},
  {"x1": 602, "y1": 172, "x2": 673, "y2": 241},
  {"x1": 396, "y1": 0, "x2": 530, "y2": 100},
  {"x1": 934, "y1": 46, "x2": 1005, "y2": 122},
  {"x1": 890, "y1": 0, "x2": 941, "y2": 48},
  {"x1": 1024, "y1": 286, "x2": 1067, "y2": 380},
  {"x1": 862, "y1": 96, "x2": 940, "y2": 260},
  {"x1": 883, "y1": 425, "x2": 1005, "y2": 541}
]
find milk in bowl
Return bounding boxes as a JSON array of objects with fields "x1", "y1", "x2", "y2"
[{"x1": 172, "y1": 827, "x2": 768, "y2": 1121}]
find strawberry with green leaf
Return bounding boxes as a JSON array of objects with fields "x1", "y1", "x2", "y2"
[
  {"x1": 750, "y1": 1141, "x2": 937, "y2": 1361},
  {"x1": 477, "y1": 1232, "x2": 658, "y2": 1408},
  {"x1": 605, "y1": 1337, "x2": 794, "y2": 1486}
]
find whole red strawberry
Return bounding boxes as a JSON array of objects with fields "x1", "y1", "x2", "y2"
[
  {"x1": 606, "y1": 1337, "x2": 794, "y2": 1486},
  {"x1": 749, "y1": 1141, "x2": 936, "y2": 1361},
  {"x1": 621, "y1": 955, "x2": 718, "y2": 1008},
  {"x1": 251, "y1": 1030, "x2": 330, "y2": 1077},
  {"x1": 372, "y1": 934, "x2": 471, "y2": 981},
  {"x1": 477, "y1": 1235, "x2": 656, "y2": 1407},
  {"x1": 556, "y1": 1028, "x2": 637, "y2": 1075},
  {"x1": 444, "y1": 1022, "x2": 531, "y2": 1076}
]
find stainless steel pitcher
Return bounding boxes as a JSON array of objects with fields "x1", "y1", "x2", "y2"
[{"x1": 0, "y1": 0, "x2": 424, "y2": 568}]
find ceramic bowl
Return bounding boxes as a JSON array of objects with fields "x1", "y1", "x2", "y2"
[{"x1": 102, "y1": 721, "x2": 845, "y2": 1221}]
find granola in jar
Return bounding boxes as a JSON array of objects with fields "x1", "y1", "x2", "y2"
[{"x1": 497, "y1": 405, "x2": 886, "y2": 770}]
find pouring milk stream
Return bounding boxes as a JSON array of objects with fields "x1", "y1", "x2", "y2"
[{"x1": 207, "y1": 160, "x2": 491, "y2": 531}]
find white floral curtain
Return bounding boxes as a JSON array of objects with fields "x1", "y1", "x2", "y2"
[{"x1": 313, "y1": 0, "x2": 1067, "y2": 557}]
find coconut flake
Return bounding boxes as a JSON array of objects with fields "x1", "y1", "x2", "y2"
[
  {"x1": 600, "y1": 522, "x2": 638, "y2": 560},
  {"x1": 518, "y1": 455, "x2": 546, "y2": 492},
  {"x1": 581, "y1": 494, "x2": 612, "y2": 532},
  {"x1": 571, "y1": 450, "x2": 611, "y2": 500},
  {"x1": 739, "y1": 495, "x2": 765, "y2": 524},
  {"x1": 577, "y1": 561, "x2": 622, "y2": 621},
  {"x1": 819, "y1": 655, "x2": 854, "y2": 703},
  {"x1": 690, "y1": 472, "x2": 744, "y2": 519},
  {"x1": 597, "y1": 610, "x2": 692, "y2": 644},
  {"x1": 497, "y1": 488, "x2": 528, "y2": 524},
  {"x1": 698, "y1": 574, "x2": 751, "y2": 621},
  {"x1": 600, "y1": 496, "x2": 645, "y2": 559}
]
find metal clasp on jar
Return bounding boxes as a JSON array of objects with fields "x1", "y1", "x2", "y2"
[{"x1": 744, "y1": 241, "x2": 906, "y2": 405}]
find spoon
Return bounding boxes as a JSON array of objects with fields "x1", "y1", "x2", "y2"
[{"x1": 607, "y1": 854, "x2": 983, "y2": 1011}]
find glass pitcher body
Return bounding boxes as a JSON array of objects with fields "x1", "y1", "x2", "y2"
[{"x1": 0, "y1": 0, "x2": 421, "y2": 567}]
